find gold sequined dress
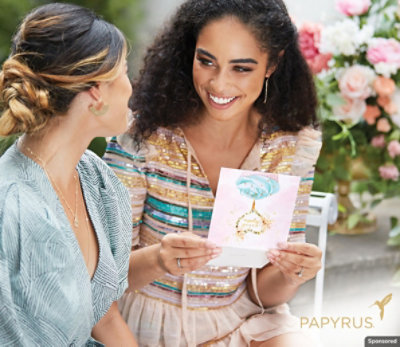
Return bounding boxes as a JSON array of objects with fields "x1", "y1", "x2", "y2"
[{"x1": 103, "y1": 126, "x2": 321, "y2": 346}]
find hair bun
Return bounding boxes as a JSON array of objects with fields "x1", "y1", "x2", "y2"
[{"x1": 0, "y1": 57, "x2": 53, "y2": 136}]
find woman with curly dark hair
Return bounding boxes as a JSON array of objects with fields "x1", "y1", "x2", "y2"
[{"x1": 104, "y1": 0, "x2": 322, "y2": 345}]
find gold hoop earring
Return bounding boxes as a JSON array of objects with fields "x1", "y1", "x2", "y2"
[
  {"x1": 263, "y1": 78, "x2": 269, "y2": 104},
  {"x1": 89, "y1": 101, "x2": 109, "y2": 116}
]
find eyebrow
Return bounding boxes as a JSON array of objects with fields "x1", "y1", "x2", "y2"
[{"x1": 196, "y1": 48, "x2": 258, "y2": 65}]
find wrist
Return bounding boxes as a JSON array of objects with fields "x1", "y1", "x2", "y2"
[{"x1": 154, "y1": 244, "x2": 168, "y2": 275}]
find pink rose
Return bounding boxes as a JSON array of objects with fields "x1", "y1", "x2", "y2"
[
  {"x1": 336, "y1": 0, "x2": 371, "y2": 16},
  {"x1": 388, "y1": 140, "x2": 400, "y2": 158},
  {"x1": 333, "y1": 97, "x2": 366, "y2": 124},
  {"x1": 373, "y1": 76, "x2": 396, "y2": 97},
  {"x1": 376, "y1": 118, "x2": 391, "y2": 132},
  {"x1": 363, "y1": 105, "x2": 381, "y2": 125},
  {"x1": 338, "y1": 65, "x2": 375, "y2": 100},
  {"x1": 377, "y1": 95, "x2": 397, "y2": 115},
  {"x1": 371, "y1": 134, "x2": 386, "y2": 148},
  {"x1": 367, "y1": 38, "x2": 400, "y2": 67},
  {"x1": 379, "y1": 164, "x2": 399, "y2": 181},
  {"x1": 299, "y1": 22, "x2": 331, "y2": 74}
]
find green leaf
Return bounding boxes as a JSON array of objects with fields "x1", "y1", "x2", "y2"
[
  {"x1": 88, "y1": 137, "x2": 107, "y2": 158},
  {"x1": 371, "y1": 199, "x2": 383, "y2": 209},
  {"x1": 387, "y1": 232, "x2": 400, "y2": 246},
  {"x1": 326, "y1": 93, "x2": 346, "y2": 108},
  {"x1": 338, "y1": 203, "x2": 347, "y2": 214},
  {"x1": 391, "y1": 217, "x2": 399, "y2": 230},
  {"x1": 347, "y1": 213, "x2": 362, "y2": 229}
]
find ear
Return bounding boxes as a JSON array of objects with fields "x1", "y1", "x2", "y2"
[
  {"x1": 87, "y1": 84, "x2": 102, "y2": 102},
  {"x1": 266, "y1": 50, "x2": 285, "y2": 78}
]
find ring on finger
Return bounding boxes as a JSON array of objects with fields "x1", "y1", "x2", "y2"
[
  {"x1": 177, "y1": 257, "x2": 182, "y2": 269},
  {"x1": 296, "y1": 266, "x2": 304, "y2": 278}
]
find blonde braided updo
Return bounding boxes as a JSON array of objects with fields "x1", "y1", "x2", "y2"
[{"x1": 0, "y1": 2, "x2": 127, "y2": 136}]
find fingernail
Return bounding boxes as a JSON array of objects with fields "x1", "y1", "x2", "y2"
[
  {"x1": 269, "y1": 250, "x2": 280, "y2": 257},
  {"x1": 205, "y1": 240, "x2": 217, "y2": 248},
  {"x1": 268, "y1": 257, "x2": 275, "y2": 264},
  {"x1": 212, "y1": 248, "x2": 222, "y2": 255},
  {"x1": 277, "y1": 242, "x2": 287, "y2": 249}
]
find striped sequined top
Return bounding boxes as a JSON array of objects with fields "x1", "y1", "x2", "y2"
[{"x1": 103, "y1": 126, "x2": 316, "y2": 310}]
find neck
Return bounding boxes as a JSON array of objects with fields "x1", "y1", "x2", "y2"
[
  {"x1": 19, "y1": 116, "x2": 93, "y2": 189},
  {"x1": 184, "y1": 108, "x2": 260, "y2": 150}
]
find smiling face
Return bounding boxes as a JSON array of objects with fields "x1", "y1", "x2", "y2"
[{"x1": 193, "y1": 16, "x2": 270, "y2": 122}]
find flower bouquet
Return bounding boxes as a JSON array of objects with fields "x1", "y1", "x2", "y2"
[{"x1": 299, "y1": 0, "x2": 400, "y2": 242}]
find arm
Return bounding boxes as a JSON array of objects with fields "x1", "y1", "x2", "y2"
[
  {"x1": 247, "y1": 243, "x2": 322, "y2": 307},
  {"x1": 91, "y1": 302, "x2": 137, "y2": 346},
  {"x1": 128, "y1": 233, "x2": 221, "y2": 290},
  {"x1": 103, "y1": 138, "x2": 221, "y2": 291},
  {"x1": 248, "y1": 128, "x2": 322, "y2": 308}
]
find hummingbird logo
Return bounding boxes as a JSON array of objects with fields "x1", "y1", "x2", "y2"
[{"x1": 370, "y1": 293, "x2": 392, "y2": 320}]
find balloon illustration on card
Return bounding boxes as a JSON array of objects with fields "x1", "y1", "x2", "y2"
[{"x1": 235, "y1": 174, "x2": 280, "y2": 240}]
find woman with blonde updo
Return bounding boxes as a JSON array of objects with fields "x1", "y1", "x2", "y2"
[{"x1": 0, "y1": 3, "x2": 137, "y2": 346}]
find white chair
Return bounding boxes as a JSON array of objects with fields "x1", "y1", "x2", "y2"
[{"x1": 306, "y1": 191, "x2": 338, "y2": 317}]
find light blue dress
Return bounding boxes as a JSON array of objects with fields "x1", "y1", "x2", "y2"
[{"x1": 0, "y1": 143, "x2": 132, "y2": 346}]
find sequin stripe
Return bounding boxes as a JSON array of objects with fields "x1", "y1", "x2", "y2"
[
  {"x1": 147, "y1": 184, "x2": 214, "y2": 207},
  {"x1": 145, "y1": 170, "x2": 211, "y2": 193},
  {"x1": 139, "y1": 225, "x2": 170, "y2": 245},
  {"x1": 144, "y1": 204, "x2": 211, "y2": 230},
  {"x1": 297, "y1": 183, "x2": 313, "y2": 195},
  {"x1": 145, "y1": 166, "x2": 211, "y2": 190},
  {"x1": 142, "y1": 214, "x2": 188, "y2": 235},
  {"x1": 186, "y1": 269, "x2": 249, "y2": 280},
  {"x1": 139, "y1": 281, "x2": 247, "y2": 309},
  {"x1": 152, "y1": 279, "x2": 242, "y2": 295},
  {"x1": 153, "y1": 270, "x2": 248, "y2": 291},
  {"x1": 147, "y1": 195, "x2": 213, "y2": 220},
  {"x1": 105, "y1": 138, "x2": 145, "y2": 161},
  {"x1": 135, "y1": 285, "x2": 246, "y2": 311},
  {"x1": 288, "y1": 232, "x2": 306, "y2": 243},
  {"x1": 147, "y1": 150, "x2": 204, "y2": 178}
]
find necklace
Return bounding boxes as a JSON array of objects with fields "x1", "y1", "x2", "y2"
[
  {"x1": 21, "y1": 143, "x2": 79, "y2": 228},
  {"x1": 20, "y1": 140, "x2": 93, "y2": 274},
  {"x1": 83, "y1": 204, "x2": 92, "y2": 275}
]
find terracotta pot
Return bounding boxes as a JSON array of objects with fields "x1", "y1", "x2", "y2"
[{"x1": 330, "y1": 180, "x2": 377, "y2": 235}]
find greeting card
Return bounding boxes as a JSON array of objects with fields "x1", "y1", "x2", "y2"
[{"x1": 207, "y1": 168, "x2": 301, "y2": 268}]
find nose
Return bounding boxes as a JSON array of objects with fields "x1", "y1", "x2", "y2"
[{"x1": 209, "y1": 68, "x2": 231, "y2": 94}]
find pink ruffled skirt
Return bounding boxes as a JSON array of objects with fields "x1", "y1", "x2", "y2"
[{"x1": 119, "y1": 289, "x2": 301, "y2": 346}]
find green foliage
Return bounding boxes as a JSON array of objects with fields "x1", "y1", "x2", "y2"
[
  {"x1": 0, "y1": 134, "x2": 19, "y2": 156},
  {"x1": 0, "y1": 0, "x2": 143, "y2": 158},
  {"x1": 0, "y1": 0, "x2": 143, "y2": 64}
]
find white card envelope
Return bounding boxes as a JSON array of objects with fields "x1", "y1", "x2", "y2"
[{"x1": 207, "y1": 168, "x2": 300, "y2": 268}]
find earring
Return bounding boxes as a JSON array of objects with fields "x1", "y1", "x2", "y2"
[
  {"x1": 263, "y1": 78, "x2": 269, "y2": 104},
  {"x1": 89, "y1": 101, "x2": 109, "y2": 116}
]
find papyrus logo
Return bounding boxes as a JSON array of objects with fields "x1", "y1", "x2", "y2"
[
  {"x1": 300, "y1": 293, "x2": 393, "y2": 329},
  {"x1": 369, "y1": 293, "x2": 392, "y2": 320}
]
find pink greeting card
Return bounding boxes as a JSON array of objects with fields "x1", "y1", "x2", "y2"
[{"x1": 208, "y1": 168, "x2": 300, "y2": 268}]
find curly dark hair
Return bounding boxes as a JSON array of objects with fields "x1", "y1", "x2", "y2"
[{"x1": 130, "y1": 0, "x2": 317, "y2": 144}]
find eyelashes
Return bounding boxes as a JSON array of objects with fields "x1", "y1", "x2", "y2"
[{"x1": 196, "y1": 56, "x2": 253, "y2": 73}]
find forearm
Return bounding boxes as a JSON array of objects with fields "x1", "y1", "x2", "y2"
[
  {"x1": 248, "y1": 265, "x2": 300, "y2": 308},
  {"x1": 127, "y1": 244, "x2": 165, "y2": 291},
  {"x1": 91, "y1": 302, "x2": 137, "y2": 346}
]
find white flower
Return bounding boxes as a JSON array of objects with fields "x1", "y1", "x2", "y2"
[
  {"x1": 373, "y1": 62, "x2": 399, "y2": 77},
  {"x1": 391, "y1": 90, "x2": 400, "y2": 123},
  {"x1": 332, "y1": 97, "x2": 367, "y2": 124},
  {"x1": 319, "y1": 19, "x2": 371, "y2": 56},
  {"x1": 357, "y1": 24, "x2": 374, "y2": 47}
]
